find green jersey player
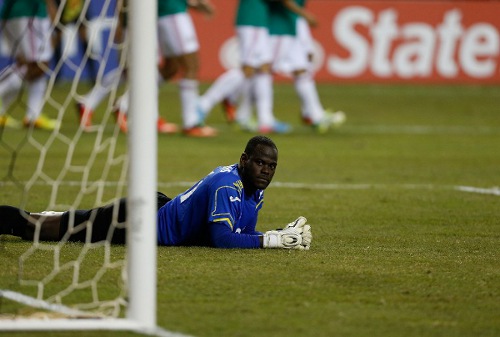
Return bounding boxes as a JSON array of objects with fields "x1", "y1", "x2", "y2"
[{"x1": 0, "y1": 0, "x2": 59, "y2": 130}]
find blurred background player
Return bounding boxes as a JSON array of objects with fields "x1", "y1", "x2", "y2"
[
  {"x1": 236, "y1": 0, "x2": 291, "y2": 133},
  {"x1": 72, "y1": 0, "x2": 127, "y2": 132},
  {"x1": 0, "y1": 0, "x2": 59, "y2": 130},
  {"x1": 199, "y1": 0, "x2": 291, "y2": 134},
  {"x1": 108, "y1": 2, "x2": 168, "y2": 135},
  {"x1": 73, "y1": 0, "x2": 177, "y2": 134},
  {"x1": 269, "y1": 0, "x2": 346, "y2": 132},
  {"x1": 112, "y1": 0, "x2": 216, "y2": 137}
]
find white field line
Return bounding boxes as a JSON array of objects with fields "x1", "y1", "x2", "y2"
[
  {"x1": 340, "y1": 125, "x2": 500, "y2": 135},
  {"x1": 1, "y1": 180, "x2": 499, "y2": 196}
]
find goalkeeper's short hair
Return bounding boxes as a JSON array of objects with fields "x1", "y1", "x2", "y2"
[{"x1": 244, "y1": 136, "x2": 278, "y2": 156}]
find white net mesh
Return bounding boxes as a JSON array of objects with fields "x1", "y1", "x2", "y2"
[{"x1": 0, "y1": 0, "x2": 131, "y2": 318}]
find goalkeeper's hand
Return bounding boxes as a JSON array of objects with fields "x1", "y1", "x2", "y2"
[
  {"x1": 262, "y1": 216, "x2": 312, "y2": 250},
  {"x1": 285, "y1": 216, "x2": 312, "y2": 250}
]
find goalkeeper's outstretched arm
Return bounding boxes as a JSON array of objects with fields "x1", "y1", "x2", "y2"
[{"x1": 207, "y1": 217, "x2": 312, "y2": 250}]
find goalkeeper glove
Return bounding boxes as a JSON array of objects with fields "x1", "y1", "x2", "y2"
[
  {"x1": 285, "y1": 216, "x2": 312, "y2": 250},
  {"x1": 301, "y1": 224, "x2": 312, "y2": 250},
  {"x1": 262, "y1": 227, "x2": 303, "y2": 249},
  {"x1": 282, "y1": 216, "x2": 313, "y2": 250},
  {"x1": 262, "y1": 216, "x2": 313, "y2": 250},
  {"x1": 284, "y1": 216, "x2": 307, "y2": 230}
]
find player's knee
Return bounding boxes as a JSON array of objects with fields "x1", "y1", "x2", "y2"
[
  {"x1": 259, "y1": 63, "x2": 272, "y2": 73},
  {"x1": 24, "y1": 62, "x2": 46, "y2": 81},
  {"x1": 160, "y1": 61, "x2": 179, "y2": 80},
  {"x1": 241, "y1": 66, "x2": 254, "y2": 78}
]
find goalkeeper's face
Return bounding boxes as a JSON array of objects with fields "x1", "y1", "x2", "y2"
[{"x1": 240, "y1": 145, "x2": 278, "y2": 192}]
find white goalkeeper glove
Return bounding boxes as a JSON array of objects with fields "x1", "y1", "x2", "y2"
[
  {"x1": 285, "y1": 216, "x2": 312, "y2": 250},
  {"x1": 262, "y1": 216, "x2": 312, "y2": 250},
  {"x1": 262, "y1": 227, "x2": 303, "y2": 249},
  {"x1": 301, "y1": 224, "x2": 312, "y2": 250}
]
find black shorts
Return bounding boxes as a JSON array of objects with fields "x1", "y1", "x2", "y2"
[{"x1": 60, "y1": 192, "x2": 171, "y2": 244}]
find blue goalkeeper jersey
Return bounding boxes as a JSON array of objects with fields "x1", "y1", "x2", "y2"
[{"x1": 157, "y1": 164, "x2": 263, "y2": 248}]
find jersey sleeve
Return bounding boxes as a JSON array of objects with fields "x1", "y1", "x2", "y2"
[
  {"x1": 209, "y1": 221, "x2": 261, "y2": 249},
  {"x1": 241, "y1": 192, "x2": 264, "y2": 235},
  {"x1": 207, "y1": 184, "x2": 241, "y2": 231}
]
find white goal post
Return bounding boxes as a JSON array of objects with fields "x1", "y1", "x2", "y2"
[{"x1": 0, "y1": 0, "x2": 182, "y2": 335}]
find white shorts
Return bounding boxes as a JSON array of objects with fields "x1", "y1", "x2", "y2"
[
  {"x1": 1, "y1": 17, "x2": 53, "y2": 62},
  {"x1": 237, "y1": 26, "x2": 272, "y2": 68},
  {"x1": 270, "y1": 35, "x2": 309, "y2": 75},
  {"x1": 157, "y1": 12, "x2": 199, "y2": 57},
  {"x1": 296, "y1": 17, "x2": 314, "y2": 56}
]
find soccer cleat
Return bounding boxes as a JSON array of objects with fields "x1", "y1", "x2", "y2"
[
  {"x1": 183, "y1": 125, "x2": 218, "y2": 137},
  {"x1": 326, "y1": 110, "x2": 346, "y2": 128},
  {"x1": 221, "y1": 98, "x2": 236, "y2": 123},
  {"x1": 157, "y1": 117, "x2": 178, "y2": 134},
  {"x1": 236, "y1": 120, "x2": 258, "y2": 133},
  {"x1": 308, "y1": 110, "x2": 347, "y2": 133},
  {"x1": 258, "y1": 120, "x2": 292, "y2": 134},
  {"x1": 0, "y1": 115, "x2": 22, "y2": 129},
  {"x1": 114, "y1": 109, "x2": 128, "y2": 133},
  {"x1": 23, "y1": 114, "x2": 60, "y2": 131},
  {"x1": 311, "y1": 119, "x2": 331, "y2": 134},
  {"x1": 76, "y1": 102, "x2": 93, "y2": 131}
]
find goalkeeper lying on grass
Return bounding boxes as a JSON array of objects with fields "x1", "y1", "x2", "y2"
[{"x1": 0, "y1": 136, "x2": 312, "y2": 250}]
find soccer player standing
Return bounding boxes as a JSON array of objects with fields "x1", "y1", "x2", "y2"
[
  {"x1": 234, "y1": 0, "x2": 291, "y2": 133},
  {"x1": 0, "y1": 0, "x2": 59, "y2": 130},
  {"x1": 110, "y1": 0, "x2": 217, "y2": 136},
  {"x1": 156, "y1": 0, "x2": 217, "y2": 137},
  {"x1": 269, "y1": 0, "x2": 346, "y2": 132}
]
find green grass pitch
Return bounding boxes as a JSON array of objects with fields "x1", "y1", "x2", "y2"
[{"x1": 0, "y1": 82, "x2": 499, "y2": 337}]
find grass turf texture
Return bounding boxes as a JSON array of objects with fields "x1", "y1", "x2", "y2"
[{"x1": 0, "y1": 83, "x2": 499, "y2": 337}]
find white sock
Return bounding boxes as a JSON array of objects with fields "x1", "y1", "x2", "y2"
[
  {"x1": 199, "y1": 68, "x2": 245, "y2": 114},
  {"x1": 253, "y1": 72, "x2": 274, "y2": 127},
  {"x1": 115, "y1": 90, "x2": 129, "y2": 114},
  {"x1": 0, "y1": 65, "x2": 24, "y2": 97},
  {"x1": 236, "y1": 77, "x2": 253, "y2": 124},
  {"x1": 26, "y1": 76, "x2": 47, "y2": 120},
  {"x1": 0, "y1": 88, "x2": 19, "y2": 115},
  {"x1": 294, "y1": 73, "x2": 324, "y2": 123},
  {"x1": 82, "y1": 69, "x2": 121, "y2": 110},
  {"x1": 157, "y1": 69, "x2": 164, "y2": 86},
  {"x1": 179, "y1": 78, "x2": 200, "y2": 128}
]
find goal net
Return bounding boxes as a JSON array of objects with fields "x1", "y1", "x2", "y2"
[{"x1": 0, "y1": 0, "x2": 165, "y2": 334}]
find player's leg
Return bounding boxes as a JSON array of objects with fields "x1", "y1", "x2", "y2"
[
  {"x1": 77, "y1": 68, "x2": 123, "y2": 130},
  {"x1": 237, "y1": 26, "x2": 267, "y2": 131},
  {"x1": 294, "y1": 18, "x2": 346, "y2": 130},
  {"x1": 0, "y1": 19, "x2": 26, "y2": 127},
  {"x1": 0, "y1": 64, "x2": 24, "y2": 100},
  {"x1": 0, "y1": 200, "x2": 127, "y2": 243},
  {"x1": 16, "y1": 17, "x2": 58, "y2": 130},
  {"x1": 157, "y1": 13, "x2": 213, "y2": 136},
  {"x1": 253, "y1": 64, "x2": 277, "y2": 132},
  {"x1": 0, "y1": 206, "x2": 63, "y2": 241},
  {"x1": 1, "y1": 193, "x2": 171, "y2": 243},
  {"x1": 63, "y1": 192, "x2": 171, "y2": 243},
  {"x1": 198, "y1": 68, "x2": 245, "y2": 122},
  {"x1": 60, "y1": 199, "x2": 128, "y2": 244},
  {"x1": 0, "y1": 65, "x2": 24, "y2": 128},
  {"x1": 240, "y1": 26, "x2": 290, "y2": 133},
  {"x1": 284, "y1": 34, "x2": 325, "y2": 126},
  {"x1": 235, "y1": 65, "x2": 256, "y2": 129},
  {"x1": 175, "y1": 52, "x2": 203, "y2": 129}
]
